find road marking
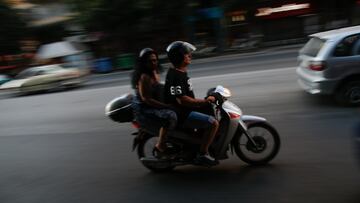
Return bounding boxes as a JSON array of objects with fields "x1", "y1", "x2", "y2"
[{"x1": 0, "y1": 66, "x2": 298, "y2": 98}]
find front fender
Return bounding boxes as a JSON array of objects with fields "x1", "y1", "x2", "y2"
[{"x1": 241, "y1": 115, "x2": 266, "y2": 126}]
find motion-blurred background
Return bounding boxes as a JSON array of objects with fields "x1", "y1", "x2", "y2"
[{"x1": 1, "y1": 0, "x2": 360, "y2": 76}]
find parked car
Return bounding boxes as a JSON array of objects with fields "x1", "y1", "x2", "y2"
[
  {"x1": 0, "y1": 64, "x2": 87, "y2": 94},
  {"x1": 0, "y1": 74, "x2": 11, "y2": 85},
  {"x1": 296, "y1": 25, "x2": 360, "y2": 105}
]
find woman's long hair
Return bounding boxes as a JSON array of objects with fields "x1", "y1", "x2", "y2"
[{"x1": 131, "y1": 48, "x2": 159, "y2": 89}]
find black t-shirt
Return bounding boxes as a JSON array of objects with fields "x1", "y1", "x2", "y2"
[{"x1": 164, "y1": 68, "x2": 195, "y2": 122}]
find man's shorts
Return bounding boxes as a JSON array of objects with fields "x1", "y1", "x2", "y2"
[{"x1": 182, "y1": 111, "x2": 216, "y2": 129}]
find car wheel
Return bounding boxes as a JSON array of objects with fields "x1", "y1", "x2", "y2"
[{"x1": 335, "y1": 81, "x2": 360, "y2": 106}]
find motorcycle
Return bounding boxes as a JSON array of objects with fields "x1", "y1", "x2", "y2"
[{"x1": 105, "y1": 85, "x2": 280, "y2": 172}]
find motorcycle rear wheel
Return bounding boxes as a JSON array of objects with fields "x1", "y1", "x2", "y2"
[
  {"x1": 137, "y1": 134, "x2": 175, "y2": 172},
  {"x1": 233, "y1": 122, "x2": 280, "y2": 165}
]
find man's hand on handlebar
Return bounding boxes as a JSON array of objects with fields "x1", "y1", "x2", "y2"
[{"x1": 206, "y1": 96, "x2": 216, "y2": 103}]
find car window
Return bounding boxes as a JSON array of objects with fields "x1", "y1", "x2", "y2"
[
  {"x1": 17, "y1": 68, "x2": 46, "y2": 79},
  {"x1": 15, "y1": 66, "x2": 63, "y2": 79},
  {"x1": 354, "y1": 39, "x2": 360, "y2": 55},
  {"x1": 0, "y1": 75, "x2": 8, "y2": 79},
  {"x1": 40, "y1": 66, "x2": 62, "y2": 73},
  {"x1": 15, "y1": 69, "x2": 35, "y2": 79},
  {"x1": 35, "y1": 70, "x2": 46, "y2": 76},
  {"x1": 300, "y1": 37, "x2": 326, "y2": 57},
  {"x1": 333, "y1": 34, "x2": 360, "y2": 57}
]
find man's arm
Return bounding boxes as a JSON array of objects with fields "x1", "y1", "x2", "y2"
[{"x1": 176, "y1": 95, "x2": 215, "y2": 108}]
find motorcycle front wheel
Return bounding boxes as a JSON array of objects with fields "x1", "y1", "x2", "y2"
[
  {"x1": 137, "y1": 134, "x2": 175, "y2": 172},
  {"x1": 232, "y1": 122, "x2": 280, "y2": 165}
]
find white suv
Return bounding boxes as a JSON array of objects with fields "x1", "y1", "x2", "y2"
[{"x1": 296, "y1": 25, "x2": 360, "y2": 105}]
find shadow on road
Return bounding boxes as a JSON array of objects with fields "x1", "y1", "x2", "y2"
[
  {"x1": 299, "y1": 92, "x2": 339, "y2": 108},
  {"x1": 129, "y1": 164, "x2": 289, "y2": 202}
]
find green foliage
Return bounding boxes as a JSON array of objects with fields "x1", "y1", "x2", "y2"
[
  {"x1": 66, "y1": 0, "x2": 191, "y2": 53},
  {"x1": 67, "y1": 0, "x2": 189, "y2": 34}
]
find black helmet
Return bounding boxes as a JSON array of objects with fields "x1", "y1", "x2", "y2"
[{"x1": 166, "y1": 41, "x2": 196, "y2": 67}]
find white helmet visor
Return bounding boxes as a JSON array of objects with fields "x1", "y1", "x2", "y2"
[{"x1": 166, "y1": 41, "x2": 197, "y2": 53}]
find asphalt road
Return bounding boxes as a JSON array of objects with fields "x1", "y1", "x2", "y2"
[{"x1": 0, "y1": 49, "x2": 359, "y2": 203}]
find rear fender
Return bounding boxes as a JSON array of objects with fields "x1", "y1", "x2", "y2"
[{"x1": 132, "y1": 130, "x2": 153, "y2": 151}]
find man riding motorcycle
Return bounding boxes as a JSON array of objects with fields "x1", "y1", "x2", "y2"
[
  {"x1": 164, "y1": 41, "x2": 219, "y2": 166},
  {"x1": 105, "y1": 45, "x2": 281, "y2": 171}
]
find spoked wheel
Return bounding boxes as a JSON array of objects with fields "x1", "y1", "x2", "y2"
[
  {"x1": 233, "y1": 122, "x2": 280, "y2": 165},
  {"x1": 137, "y1": 135, "x2": 175, "y2": 172}
]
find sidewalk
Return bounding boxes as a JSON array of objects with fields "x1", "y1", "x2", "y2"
[
  {"x1": 89, "y1": 42, "x2": 303, "y2": 81},
  {"x1": 192, "y1": 43, "x2": 303, "y2": 64}
]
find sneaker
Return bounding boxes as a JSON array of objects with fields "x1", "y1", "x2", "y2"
[{"x1": 194, "y1": 153, "x2": 219, "y2": 166}]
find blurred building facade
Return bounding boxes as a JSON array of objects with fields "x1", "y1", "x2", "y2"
[
  {"x1": 2, "y1": 0, "x2": 360, "y2": 75},
  {"x1": 1, "y1": 1, "x2": 81, "y2": 75},
  {"x1": 224, "y1": 0, "x2": 360, "y2": 48}
]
